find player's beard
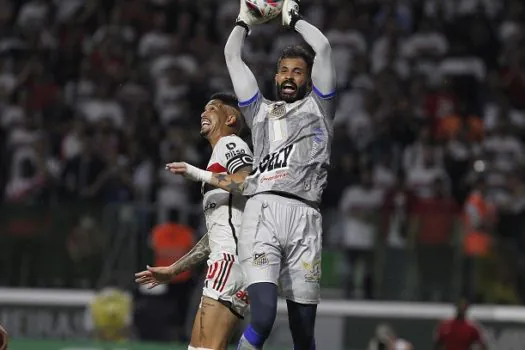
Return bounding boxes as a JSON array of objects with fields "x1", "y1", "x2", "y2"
[{"x1": 276, "y1": 80, "x2": 308, "y2": 103}]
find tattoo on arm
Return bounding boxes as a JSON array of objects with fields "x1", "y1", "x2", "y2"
[
  {"x1": 210, "y1": 167, "x2": 251, "y2": 194},
  {"x1": 171, "y1": 233, "x2": 210, "y2": 275}
]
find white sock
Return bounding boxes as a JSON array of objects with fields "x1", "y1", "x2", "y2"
[{"x1": 188, "y1": 346, "x2": 198, "y2": 350}]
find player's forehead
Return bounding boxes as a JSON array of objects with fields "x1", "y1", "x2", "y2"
[
  {"x1": 205, "y1": 99, "x2": 225, "y2": 109},
  {"x1": 278, "y1": 57, "x2": 307, "y2": 70}
]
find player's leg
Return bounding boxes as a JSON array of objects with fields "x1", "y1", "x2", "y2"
[
  {"x1": 188, "y1": 306, "x2": 202, "y2": 349},
  {"x1": 237, "y1": 196, "x2": 282, "y2": 350},
  {"x1": 286, "y1": 300, "x2": 317, "y2": 350},
  {"x1": 237, "y1": 282, "x2": 279, "y2": 349},
  {"x1": 279, "y1": 204, "x2": 322, "y2": 350},
  {"x1": 198, "y1": 296, "x2": 240, "y2": 349},
  {"x1": 201, "y1": 251, "x2": 249, "y2": 349}
]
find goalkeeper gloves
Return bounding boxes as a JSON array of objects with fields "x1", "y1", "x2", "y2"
[
  {"x1": 236, "y1": 0, "x2": 270, "y2": 30},
  {"x1": 282, "y1": 0, "x2": 302, "y2": 29}
]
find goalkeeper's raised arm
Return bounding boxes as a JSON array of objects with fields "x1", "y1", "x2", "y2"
[
  {"x1": 283, "y1": 0, "x2": 336, "y2": 98},
  {"x1": 224, "y1": 2, "x2": 261, "y2": 114}
]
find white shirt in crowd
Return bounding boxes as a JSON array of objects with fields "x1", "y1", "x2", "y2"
[
  {"x1": 79, "y1": 98, "x2": 124, "y2": 128},
  {"x1": 406, "y1": 166, "x2": 448, "y2": 199},
  {"x1": 339, "y1": 185, "x2": 384, "y2": 249}
]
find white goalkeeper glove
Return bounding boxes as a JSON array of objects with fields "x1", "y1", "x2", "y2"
[
  {"x1": 282, "y1": 0, "x2": 302, "y2": 28},
  {"x1": 236, "y1": 0, "x2": 277, "y2": 30},
  {"x1": 165, "y1": 162, "x2": 212, "y2": 183}
]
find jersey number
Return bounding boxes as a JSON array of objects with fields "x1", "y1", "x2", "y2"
[{"x1": 271, "y1": 119, "x2": 285, "y2": 142}]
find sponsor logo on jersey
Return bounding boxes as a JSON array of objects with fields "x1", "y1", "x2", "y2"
[
  {"x1": 203, "y1": 202, "x2": 216, "y2": 212},
  {"x1": 225, "y1": 148, "x2": 246, "y2": 160},
  {"x1": 252, "y1": 252, "x2": 269, "y2": 266},
  {"x1": 261, "y1": 172, "x2": 289, "y2": 183},
  {"x1": 235, "y1": 290, "x2": 249, "y2": 304},
  {"x1": 302, "y1": 259, "x2": 321, "y2": 283},
  {"x1": 251, "y1": 144, "x2": 295, "y2": 176}
]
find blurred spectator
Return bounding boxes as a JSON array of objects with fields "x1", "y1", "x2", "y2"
[
  {"x1": 133, "y1": 220, "x2": 196, "y2": 342},
  {"x1": 434, "y1": 299, "x2": 487, "y2": 350},
  {"x1": 368, "y1": 323, "x2": 413, "y2": 350},
  {"x1": 406, "y1": 145, "x2": 449, "y2": 199},
  {"x1": 338, "y1": 167, "x2": 384, "y2": 299},
  {"x1": 61, "y1": 131, "x2": 104, "y2": 200},
  {"x1": 408, "y1": 178, "x2": 459, "y2": 301},
  {"x1": 462, "y1": 177, "x2": 495, "y2": 300}
]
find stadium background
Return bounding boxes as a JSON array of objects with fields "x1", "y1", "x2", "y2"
[{"x1": 1, "y1": 0, "x2": 525, "y2": 349}]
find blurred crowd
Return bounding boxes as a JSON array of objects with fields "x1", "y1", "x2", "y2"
[{"x1": 2, "y1": 0, "x2": 525, "y2": 306}]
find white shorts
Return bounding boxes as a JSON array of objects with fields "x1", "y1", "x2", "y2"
[
  {"x1": 201, "y1": 252, "x2": 249, "y2": 318},
  {"x1": 238, "y1": 193, "x2": 322, "y2": 304}
]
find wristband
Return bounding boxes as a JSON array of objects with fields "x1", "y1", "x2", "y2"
[
  {"x1": 185, "y1": 163, "x2": 213, "y2": 183},
  {"x1": 235, "y1": 20, "x2": 251, "y2": 36},
  {"x1": 289, "y1": 12, "x2": 302, "y2": 30}
]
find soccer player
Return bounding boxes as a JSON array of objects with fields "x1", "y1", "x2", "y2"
[
  {"x1": 434, "y1": 299, "x2": 487, "y2": 350},
  {"x1": 135, "y1": 93, "x2": 254, "y2": 350},
  {"x1": 225, "y1": 0, "x2": 336, "y2": 349}
]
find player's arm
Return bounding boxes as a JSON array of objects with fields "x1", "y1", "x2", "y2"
[
  {"x1": 134, "y1": 233, "x2": 210, "y2": 288},
  {"x1": 224, "y1": 5, "x2": 263, "y2": 127},
  {"x1": 168, "y1": 233, "x2": 210, "y2": 275},
  {"x1": 167, "y1": 138, "x2": 254, "y2": 194},
  {"x1": 208, "y1": 166, "x2": 251, "y2": 194},
  {"x1": 165, "y1": 162, "x2": 251, "y2": 195},
  {"x1": 283, "y1": 0, "x2": 336, "y2": 100}
]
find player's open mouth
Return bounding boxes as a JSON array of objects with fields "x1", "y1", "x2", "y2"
[
  {"x1": 201, "y1": 118, "x2": 211, "y2": 127},
  {"x1": 282, "y1": 82, "x2": 297, "y2": 94}
]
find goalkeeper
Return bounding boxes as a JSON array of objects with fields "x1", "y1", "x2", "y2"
[{"x1": 225, "y1": 1, "x2": 336, "y2": 349}]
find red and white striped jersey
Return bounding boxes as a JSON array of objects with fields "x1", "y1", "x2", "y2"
[{"x1": 202, "y1": 135, "x2": 253, "y2": 255}]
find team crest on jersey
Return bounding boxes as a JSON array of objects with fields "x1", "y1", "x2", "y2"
[
  {"x1": 252, "y1": 252, "x2": 269, "y2": 266},
  {"x1": 302, "y1": 259, "x2": 321, "y2": 283},
  {"x1": 269, "y1": 102, "x2": 286, "y2": 118}
]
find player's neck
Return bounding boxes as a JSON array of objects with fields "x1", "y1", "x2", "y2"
[{"x1": 209, "y1": 132, "x2": 233, "y2": 148}]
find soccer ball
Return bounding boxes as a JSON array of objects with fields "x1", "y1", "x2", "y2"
[{"x1": 244, "y1": 0, "x2": 283, "y2": 23}]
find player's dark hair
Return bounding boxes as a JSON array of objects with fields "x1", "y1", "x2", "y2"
[
  {"x1": 277, "y1": 44, "x2": 314, "y2": 74},
  {"x1": 209, "y1": 92, "x2": 246, "y2": 136}
]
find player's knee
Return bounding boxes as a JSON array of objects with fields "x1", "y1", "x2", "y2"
[{"x1": 247, "y1": 282, "x2": 278, "y2": 336}]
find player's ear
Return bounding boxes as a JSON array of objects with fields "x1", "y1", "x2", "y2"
[{"x1": 225, "y1": 113, "x2": 237, "y2": 128}]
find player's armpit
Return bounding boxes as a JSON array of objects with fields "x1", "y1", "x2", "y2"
[{"x1": 210, "y1": 166, "x2": 251, "y2": 195}]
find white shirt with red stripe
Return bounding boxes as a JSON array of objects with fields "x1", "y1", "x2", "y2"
[{"x1": 202, "y1": 135, "x2": 253, "y2": 256}]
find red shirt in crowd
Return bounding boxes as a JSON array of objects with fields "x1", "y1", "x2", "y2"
[
  {"x1": 435, "y1": 318, "x2": 485, "y2": 350},
  {"x1": 411, "y1": 196, "x2": 459, "y2": 245}
]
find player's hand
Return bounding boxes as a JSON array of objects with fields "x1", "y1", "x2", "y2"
[
  {"x1": 237, "y1": 0, "x2": 255, "y2": 26},
  {"x1": 165, "y1": 161, "x2": 188, "y2": 175},
  {"x1": 134, "y1": 265, "x2": 174, "y2": 289},
  {"x1": 282, "y1": 0, "x2": 301, "y2": 27},
  {"x1": 237, "y1": 0, "x2": 275, "y2": 27},
  {"x1": 0, "y1": 323, "x2": 7, "y2": 350},
  {"x1": 166, "y1": 162, "x2": 211, "y2": 183}
]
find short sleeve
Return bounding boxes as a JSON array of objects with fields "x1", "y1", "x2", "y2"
[{"x1": 216, "y1": 136, "x2": 254, "y2": 174}]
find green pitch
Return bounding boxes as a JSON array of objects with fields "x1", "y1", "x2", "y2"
[{"x1": 8, "y1": 338, "x2": 286, "y2": 350}]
